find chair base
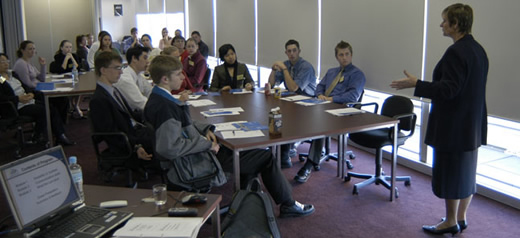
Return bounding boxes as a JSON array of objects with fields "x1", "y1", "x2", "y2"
[{"x1": 345, "y1": 171, "x2": 411, "y2": 198}]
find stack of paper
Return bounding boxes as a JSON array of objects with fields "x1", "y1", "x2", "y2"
[
  {"x1": 200, "y1": 107, "x2": 244, "y2": 117},
  {"x1": 295, "y1": 98, "x2": 331, "y2": 106},
  {"x1": 281, "y1": 95, "x2": 311, "y2": 101},
  {"x1": 230, "y1": 89, "x2": 253, "y2": 94},
  {"x1": 325, "y1": 108, "x2": 365, "y2": 116},
  {"x1": 113, "y1": 217, "x2": 204, "y2": 238},
  {"x1": 187, "y1": 99, "x2": 216, "y2": 107}
]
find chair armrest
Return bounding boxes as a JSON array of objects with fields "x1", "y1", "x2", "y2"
[
  {"x1": 389, "y1": 113, "x2": 417, "y2": 138},
  {"x1": 91, "y1": 132, "x2": 133, "y2": 159},
  {"x1": 346, "y1": 102, "x2": 379, "y2": 113},
  {"x1": 0, "y1": 101, "x2": 19, "y2": 119}
]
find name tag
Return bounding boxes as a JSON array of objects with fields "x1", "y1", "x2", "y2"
[
  {"x1": 237, "y1": 74, "x2": 245, "y2": 80},
  {"x1": 189, "y1": 60, "x2": 195, "y2": 66}
]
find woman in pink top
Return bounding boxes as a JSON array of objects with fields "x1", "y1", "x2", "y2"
[{"x1": 12, "y1": 40, "x2": 46, "y2": 89}]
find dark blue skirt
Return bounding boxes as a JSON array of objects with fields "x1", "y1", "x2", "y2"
[{"x1": 432, "y1": 149, "x2": 478, "y2": 199}]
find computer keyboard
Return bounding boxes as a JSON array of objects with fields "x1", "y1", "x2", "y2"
[{"x1": 38, "y1": 206, "x2": 109, "y2": 238}]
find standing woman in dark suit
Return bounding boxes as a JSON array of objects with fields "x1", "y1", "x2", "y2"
[
  {"x1": 209, "y1": 44, "x2": 254, "y2": 92},
  {"x1": 391, "y1": 3, "x2": 488, "y2": 236},
  {"x1": 76, "y1": 35, "x2": 90, "y2": 71}
]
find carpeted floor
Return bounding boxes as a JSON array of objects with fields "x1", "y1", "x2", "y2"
[{"x1": 1, "y1": 100, "x2": 519, "y2": 238}]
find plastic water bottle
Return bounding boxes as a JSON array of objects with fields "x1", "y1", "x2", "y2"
[
  {"x1": 69, "y1": 156, "x2": 85, "y2": 202},
  {"x1": 72, "y1": 64, "x2": 79, "y2": 87}
]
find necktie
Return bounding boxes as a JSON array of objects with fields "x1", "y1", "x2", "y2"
[
  {"x1": 113, "y1": 88, "x2": 131, "y2": 114},
  {"x1": 324, "y1": 68, "x2": 344, "y2": 97}
]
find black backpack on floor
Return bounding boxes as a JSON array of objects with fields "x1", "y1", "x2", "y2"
[{"x1": 221, "y1": 178, "x2": 281, "y2": 238}]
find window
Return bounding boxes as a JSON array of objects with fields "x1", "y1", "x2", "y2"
[{"x1": 136, "y1": 13, "x2": 184, "y2": 49}]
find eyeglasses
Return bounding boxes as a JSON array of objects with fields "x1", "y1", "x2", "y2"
[
  {"x1": 107, "y1": 66, "x2": 123, "y2": 70},
  {"x1": 0, "y1": 60, "x2": 10, "y2": 64}
]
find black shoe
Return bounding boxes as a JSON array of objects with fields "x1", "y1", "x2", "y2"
[
  {"x1": 422, "y1": 224, "x2": 460, "y2": 236},
  {"x1": 294, "y1": 167, "x2": 311, "y2": 183},
  {"x1": 280, "y1": 201, "x2": 315, "y2": 218},
  {"x1": 441, "y1": 217, "x2": 467, "y2": 232},
  {"x1": 281, "y1": 157, "x2": 292, "y2": 169},
  {"x1": 56, "y1": 134, "x2": 76, "y2": 146}
]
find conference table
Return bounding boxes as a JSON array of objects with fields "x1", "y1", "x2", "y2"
[
  {"x1": 42, "y1": 71, "x2": 97, "y2": 146},
  {"x1": 189, "y1": 91, "x2": 401, "y2": 201}
]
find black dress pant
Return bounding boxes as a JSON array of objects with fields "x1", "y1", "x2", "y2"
[
  {"x1": 18, "y1": 101, "x2": 65, "y2": 136},
  {"x1": 217, "y1": 147, "x2": 293, "y2": 205}
]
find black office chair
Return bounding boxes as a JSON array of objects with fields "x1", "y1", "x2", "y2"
[
  {"x1": 344, "y1": 95, "x2": 415, "y2": 197},
  {"x1": 298, "y1": 91, "x2": 365, "y2": 170},
  {"x1": 91, "y1": 132, "x2": 135, "y2": 187},
  {"x1": 0, "y1": 101, "x2": 36, "y2": 158},
  {"x1": 202, "y1": 67, "x2": 211, "y2": 91}
]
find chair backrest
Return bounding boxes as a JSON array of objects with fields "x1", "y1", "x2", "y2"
[
  {"x1": 353, "y1": 90, "x2": 365, "y2": 109},
  {"x1": 202, "y1": 67, "x2": 211, "y2": 91},
  {"x1": 381, "y1": 95, "x2": 415, "y2": 131}
]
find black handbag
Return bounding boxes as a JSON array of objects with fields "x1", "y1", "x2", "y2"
[{"x1": 168, "y1": 151, "x2": 227, "y2": 191}]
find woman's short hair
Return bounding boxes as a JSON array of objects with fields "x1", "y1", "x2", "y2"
[
  {"x1": 161, "y1": 46, "x2": 179, "y2": 56},
  {"x1": 443, "y1": 3, "x2": 473, "y2": 35},
  {"x1": 149, "y1": 55, "x2": 182, "y2": 85},
  {"x1": 16, "y1": 40, "x2": 34, "y2": 58},
  {"x1": 218, "y1": 44, "x2": 235, "y2": 61}
]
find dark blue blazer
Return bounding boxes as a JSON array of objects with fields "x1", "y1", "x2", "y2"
[{"x1": 415, "y1": 34, "x2": 488, "y2": 151}]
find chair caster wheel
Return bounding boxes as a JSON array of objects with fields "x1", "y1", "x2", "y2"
[
  {"x1": 346, "y1": 161, "x2": 354, "y2": 170},
  {"x1": 344, "y1": 175, "x2": 351, "y2": 182},
  {"x1": 349, "y1": 154, "x2": 356, "y2": 160},
  {"x1": 395, "y1": 187, "x2": 399, "y2": 198},
  {"x1": 313, "y1": 165, "x2": 320, "y2": 171},
  {"x1": 405, "y1": 180, "x2": 411, "y2": 186},
  {"x1": 353, "y1": 187, "x2": 358, "y2": 195}
]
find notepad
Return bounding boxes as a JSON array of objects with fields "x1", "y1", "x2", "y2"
[{"x1": 113, "y1": 217, "x2": 204, "y2": 238}]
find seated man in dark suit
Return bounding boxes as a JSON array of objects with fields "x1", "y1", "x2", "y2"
[
  {"x1": 144, "y1": 55, "x2": 315, "y2": 218},
  {"x1": 294, "y1": 41, "x2": 365, "y2": 183},
  {"x1": 89, "y1": 51, "x2": 155, "y2": 175}
]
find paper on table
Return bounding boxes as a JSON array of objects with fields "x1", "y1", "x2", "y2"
[
  {"x1": 230, "y1": 89, "x2": 253, "y2": 94},
  {"x1": 220, "y1": 130, "x2": 264, "y2": 139},
  {"x1": 38, "y1": 87, "x2": 74, "y2": 92},
  {"x1": 281, "y1": 95, "x2": 311, "y2": 101},
  {"x1": 173, "y1": 94, "x2": 201, "y2": 100},
  {"x1": 325, "y1": 108, "x2": 365, "y2": 116},
  {"x1": 294, "y1": 98, "x2": 331, "y2": 106},
  {"x1": 186, "y1": 99, "x2": 216, "y2": 107},
  {"x1": 214, "y1": 121, "x2": 248, "y2": 131},
  {"x1": 51, "y1": 78, "x2": 73, "y2": 83},
  {"x1": 113, "y1": 217, "x2": 204, "y2": 238},
  {"x1": 209, "y1": 107, "x2": 244, "y2": 112},
  {"x1": 200, "y1": 110, "x2": 240, "y2": 117}
]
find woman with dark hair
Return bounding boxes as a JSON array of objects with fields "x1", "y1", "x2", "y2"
[
  {"x1": 391, "y1": 3, "x2": 488, "y2": 236},
  {"x1": 94, "y1": 31, "x2": 121, "y2": 60},
  {"x1": 1, "y1": 53, "x2": 74, "y2": 145},
  {"x1": 50, "y1": 40, "x2": 79, "y2": 74},
  {"x1": 76, "y1": 35, "x2": 90, "y2": 71},
  {"x1": 209, "y1": 44, "x2": 254, "y2": 92},
  {"x1": 141, "y1": 34, "x2": 161, "y2": 59},
  {"x1": 12, "y1": 40, "x2": 46, "y2": 89},
  {"x1": 182, "y1": 38, "x2": 207, "y2": 92}
]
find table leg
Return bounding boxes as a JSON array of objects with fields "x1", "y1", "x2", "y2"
[
  {"x1": 337, "y1": 134, "x2": 345, "y2": 177},
  {"x1": 211, "y1": 204, "x2": 221, "y2": 238},
  {"x1": 44, "y1": 95, "x2": 53, "y2": 147},
  {"x1": 233, "y1": 149, "x2": 240, "y2": 192},
  {"x1": 390, "y1": 124, "x2": 398, "y2": 202}
]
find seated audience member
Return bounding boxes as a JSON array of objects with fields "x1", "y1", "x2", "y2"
[
  {"x1": 268, "y1": 39, "x2": 317, "y2": 168},
  {"x1": 162, "y1": 46, "x2": 194, "y2": 96},
  {"x1": 122, "y1": 27, "x2": 142, "y2": 54},
  {"x1": 1, "y1": 53, "x2": 74, "y2": 145},
  {"x1": 191, "y1": 31, "x2": 209, "y2": 59},
  {"x1": 86, "y1": 33, "x2": 94, "y2": 49},
  {"x1": 50, "y1": 40, "x2": 79, "y2": 74},
  {"x1": 13, "y1": 40, "x2": 69, "y2": 123},
  {"x1": 210, "y1": 44, "x2": 254, "y2": 92},
  {"x1": 171, "y1": 35, "x2": 189, "y2": 61},
  {"x1": 144, "y1": 55, "x2": 315, "y2": 218},
  {"x1": 183, "y1": 38, "x2": 207, "y2": 92},
  {"x1": 94, "y1": 31, "x2": 122, "y2": 60},
  {"x1": 87, "y1": 31, "x2": 108, "y2": 68},
  {"x1": 174, "y1": 29, "x2": 182, "y2": 37},
  {"x1": 76, "y1": 34, "x2": 90, "y2": 71},
  {"x1": 158, "y1": 28, "x2": 172, "y2": 50},
  {"x1": 89, "y1": 51, "x2": 156, "y2": 173},
  {"x1": 113, "y1": 46, "x2": 151, "y2": 112},
  {"x1": 141, "y1": 34, "x2": 161, "y2": 59},
  {"x1": 294, "y1": 41, "x2": 365, "y2": 183}
]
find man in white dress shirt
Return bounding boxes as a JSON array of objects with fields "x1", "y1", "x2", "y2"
[{"x1": 113, "y1": 46, "x2": 152, "y2": 111}]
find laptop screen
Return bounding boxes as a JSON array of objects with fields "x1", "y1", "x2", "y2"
[{"x1": 0, "y1": 146, "x2": 81, "y2": 230}]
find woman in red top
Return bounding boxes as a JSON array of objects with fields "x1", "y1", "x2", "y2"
[{"x1": 182, "y1": 38, "x2": 207, "y2": 92}]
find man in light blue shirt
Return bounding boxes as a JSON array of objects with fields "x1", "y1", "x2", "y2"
[
  {"x1": 295, "y1": 41, "x2": 365, "y2": 183},
  {"x1": 268, "y1": 39, "x2": 317, "y2": 168}
]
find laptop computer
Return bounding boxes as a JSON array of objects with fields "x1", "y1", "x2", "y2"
[{"x1": 0, "y1": 146, "x2": 133, "y2": 238}]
